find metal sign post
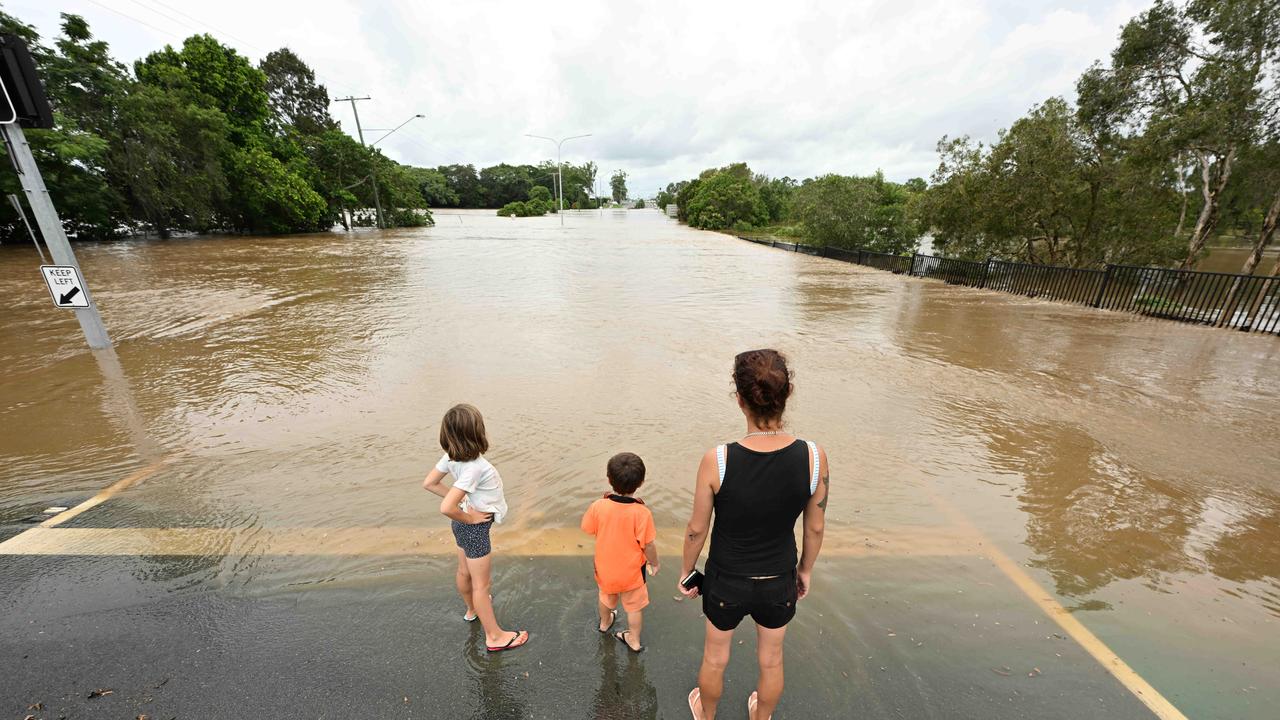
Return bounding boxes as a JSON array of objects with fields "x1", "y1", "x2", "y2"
[
  {"x1": 2, "y1": 122, "x2": 112, "y2": 349},
  {"x1": 1, "y1": 33, "x2": 112, "y2": 350}
]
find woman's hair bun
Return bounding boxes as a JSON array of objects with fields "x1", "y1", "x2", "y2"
[{"x1": 733, "y1": 349, "x2": 792, "y2": 423}]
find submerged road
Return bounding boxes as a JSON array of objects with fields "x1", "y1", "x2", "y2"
[{"x1": 1, "y1": 209, "x2": 1276, "y2": 718}]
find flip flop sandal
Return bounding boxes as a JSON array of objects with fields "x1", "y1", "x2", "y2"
[
  {"x1": 748, "y1": 690, "x2": 771, "y2": 720},
  {"x1": 463, "y1": 594, "x2": 492, "y2": 622},
  {"x1": 688, "y1": 688, "x2": 702, "y2": 719},
  {"x1": 614, "y1": 630, "x2": 644, "y2": 653},
  {"x1": 486, "y1": 630, "x2": 529, "y2": 653},
  {"x1": 597, "y1": 609, "x2": 616, "y2": 633}
]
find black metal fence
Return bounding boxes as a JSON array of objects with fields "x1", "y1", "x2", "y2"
[{"x1": 737, "y1": 236, "x2": 1280, "y2": 335}]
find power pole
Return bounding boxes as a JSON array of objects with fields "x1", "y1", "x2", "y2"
[
  {"x1": 335, "y1": 95, "x2": 385, "y2": 229},
  {"x1": 2, "y1": 123, "x2": 111, "y2": 349}
]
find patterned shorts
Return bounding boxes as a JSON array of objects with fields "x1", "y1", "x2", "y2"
[{"x1": 451, "y1": 519, "x2": 493, "y2": 559}]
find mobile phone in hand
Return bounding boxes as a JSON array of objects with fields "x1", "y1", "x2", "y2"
[{"x1": 680, "y1": 568, "x2": 704, "y2": 591}]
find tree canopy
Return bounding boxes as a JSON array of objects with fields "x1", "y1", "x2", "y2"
[
  {"x1": 610, "y1": 170, "x2": 628, "y2": 203},
  {"x1": 921, "y1": 0, "x2": 1279, "y2": 270},
  {"x1": 0, "y1": 10, "x2": 432, "y2": 240}
]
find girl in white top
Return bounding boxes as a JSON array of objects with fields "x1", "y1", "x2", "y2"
[{"x1": 422, "y1": 404, "x2": 528, "y2": 653}]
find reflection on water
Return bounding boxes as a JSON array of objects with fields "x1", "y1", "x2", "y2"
[
  {"x1": 1, "y1": 209, "x2": 1278, "y2": 712},
  {"x1": 590, "y1": 638, "x2": 659, "y2": 720}
]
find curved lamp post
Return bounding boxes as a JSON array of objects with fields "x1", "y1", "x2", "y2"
[
  {"x1": 362, "y1": 113, "x2": 425, "y2": 228},
  {"x1": 525, "y1": 133, "x2": 591, "y2": 226}
]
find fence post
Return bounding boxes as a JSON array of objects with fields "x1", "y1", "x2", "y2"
[
  {"x1": 979, "y1": 257, "x2": 992, "y2": 289},
  {"x1": 1093, "y1": 265, "x2": 1114, "y2": 308},
  {"x1": 910, "y1": 253, "x2": 921, "y2": 276},
  {"x1": 857, "y1": 249, "x2": 864, "y2": 265},
  {"x1": 821, "y1": 244, "x2": 828, "y2": 258}
]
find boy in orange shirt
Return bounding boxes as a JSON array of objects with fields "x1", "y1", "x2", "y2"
[{"x1": 581, "y1": 452, "x2": 658, "y2": 652}]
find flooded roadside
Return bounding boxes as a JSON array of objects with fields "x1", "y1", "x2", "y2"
[{"x1": 1, "y1": 209, "x2": 1277, "y2": 717}]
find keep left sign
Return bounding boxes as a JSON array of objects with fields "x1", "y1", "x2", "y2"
[{"x1": 40, "y1": 265, "x2": 90, "y2": 308}]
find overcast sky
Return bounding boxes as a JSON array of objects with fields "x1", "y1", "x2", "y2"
[{"x1": 13, "y1": 0, "x2": 1144, "y2": 196}]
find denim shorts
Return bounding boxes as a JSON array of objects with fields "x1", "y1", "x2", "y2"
[
  {"x1": 451, "y1": 519, "x2": 493, "y2": 559},
  {"x1": 702, "y1": 565, "x2": 798, "y2": 631}
]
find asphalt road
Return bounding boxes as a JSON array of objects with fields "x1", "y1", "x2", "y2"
[{"x1": 0, "y1": 544, "x2": 1158, "y2": 719}]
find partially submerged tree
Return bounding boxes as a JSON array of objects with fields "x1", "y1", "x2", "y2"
[
  {"x1": 792, "y1": 172, "x2": 919, "y2": 254},
  {"x1": 610, "y1": 170, "x2": 628, "y2": 203},
  {"x1": 1099, "y1": 0, "x2": 1278, "y2": 269}
]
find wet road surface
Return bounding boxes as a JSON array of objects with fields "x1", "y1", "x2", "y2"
[{"x1": 1, "y1": 209, "x2": 1277, "y2": 718}]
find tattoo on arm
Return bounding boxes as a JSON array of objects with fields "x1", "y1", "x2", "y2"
[{"x1": 817, "y1": 472, "x2": 829, "y2": 512}]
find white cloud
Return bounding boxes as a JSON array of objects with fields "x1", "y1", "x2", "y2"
[{"x1": 15, "y1": 0, "x2": 1144, "y2": 196}]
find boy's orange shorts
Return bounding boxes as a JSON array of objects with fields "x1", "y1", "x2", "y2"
[{"x1": 599, "y1": 584, "x2": 649, "y2": 613}]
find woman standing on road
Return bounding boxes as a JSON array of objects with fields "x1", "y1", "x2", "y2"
[{"x1": 679, "y1": 349, "x2": 829, "y2": 720}]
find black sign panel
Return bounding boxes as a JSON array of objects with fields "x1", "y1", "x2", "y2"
[{"x1": 0, "y1": 34, "x2": 54, "y2": 129}]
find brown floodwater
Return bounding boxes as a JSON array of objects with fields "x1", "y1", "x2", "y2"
[
  {"x1": 1, "y1": 209, "x2": 1278, "y2": 716},
  {"x1": 1199, "y1": 245, "x2": 1280, "y2": 275}
]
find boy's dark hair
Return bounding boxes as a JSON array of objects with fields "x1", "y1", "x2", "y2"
[
  {"x1": 607, "y1": 452, "x2": 646, "y2": 495},
  {"x1": 439, "y1": 403, "x2": 489, "y2": 462}
]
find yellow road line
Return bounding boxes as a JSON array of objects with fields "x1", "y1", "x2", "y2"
[
  {"x1": 931, "y1": 495, "x2": 1188, "y2": 720},
  {"x1": 0, "y1": 525, "x2": 983, "y2": 558},
  {"x1": 0, "y1": 455, "x2": 176, "y2": 557},
  {"x1": 38, "y1": 455, "x2": 174, "y2": 528}
]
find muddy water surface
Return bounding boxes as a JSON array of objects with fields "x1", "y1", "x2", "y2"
[{"x1": 1, "y1": 209, "x2": 1277, "y2": 717}]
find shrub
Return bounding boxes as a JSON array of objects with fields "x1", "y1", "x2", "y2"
[{"x1": 685, "y1": 170, "x2": 768, "y2": 230}]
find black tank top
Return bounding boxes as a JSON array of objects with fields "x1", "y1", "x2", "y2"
[{"x1": 707, "y1": 439, "x2": 813, "y2": 576}]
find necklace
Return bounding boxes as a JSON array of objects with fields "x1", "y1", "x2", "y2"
[{"x1": 743, "y1": 430, "x2": 783, "y2": 438}]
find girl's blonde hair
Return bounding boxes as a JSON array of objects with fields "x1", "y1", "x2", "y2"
[{"x1": 439, "y1": 403, "x2": 489, "y2": 461}]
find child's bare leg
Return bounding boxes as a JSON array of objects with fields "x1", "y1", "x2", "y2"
[
  {"x1": 464, "y1": 554, "x2": 517, "y2": 646},
  {"x1": 455, "y1": 548, "x2": 474, "y2": 615},
  {"x1": 624, "y1": 608, "x2": 643, "y2": 649},
  {"x1": 598, "y1": 596, "x2": 617, "y2": 631}
]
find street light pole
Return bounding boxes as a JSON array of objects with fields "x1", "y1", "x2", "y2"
[
  {"x1": 334, "y1": 95, "x2": 384, "y2": 230},
  {"x1": 525, "y1": 133, "x2": 591, "y2": 226},
  {"x1": 369, "y1": 114, "x2": 425, "y2": 147}
]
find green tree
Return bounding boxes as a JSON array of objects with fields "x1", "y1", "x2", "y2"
[
  {"x1": 374, "y1": 154, "x2": 433, "y2": 227},
  {"x1": 134, "y1": 34, "x2": 328, "y2": 233},
  {"x1": 116, "y1": 83, "x2": 230, "y2": 236},
  {"x1": 259, "y1": 48, "x2": 337, "y2": 135},
  {"x1": 408, "y1": 167, "x2": 459, "y2": 207},
  {"x1": 297, "y1": 128, "x2": 378, "y2": 228},
  {"x1": 437, "y1": 164, "x2": 484, "y2": 207},
  {"x1": 921, "y1": 99, "x2": 1181, "y2": 267},
  {"x1": 229, "y1": 146, "x2": 327, "y2": 233},
  {"x1": 792, "y1": 173, "x2": 919, "y2": 253},
  {"x1": 674, "y1": 178, "x2": 701, "y2": 221},
  {"x1": 755, "y1": 175, "x2": 796, "y2": 222},
  {"x1": 0, "y1": 13, "x2": 130, "y2": 240},
  {"x1": 479, "y1": 163, "x2": 533, "y2": 206},
  {"x1": 610, "y1": 170, "x2": 628, "y2": 203},
  {"x1": 1100, "y1": 0, "x2": 1278, "y2": 269},
  {"x1": 135, "y1": 34, "x2": 271, "y2": 143},
  {"x1": 684, "y1": 166, "x2": 768, "y2": 231},
  {"x1": 528, "y1": 185, "x2": 553, "y2": 204}
]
